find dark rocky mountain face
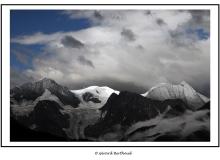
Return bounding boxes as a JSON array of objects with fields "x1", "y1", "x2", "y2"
[
  {"x1": 13, "y1": 100, "x2": 71, "y2": 139},
  {"x1": 10, "y1": 117, "x2": 68, "y2": 141},
  {"x1": 11, "y1": 99, "x2": 100, "y2": 141},
  {"x1": 82, "y1": 92, "x2": 101, "y2": 103},
  {"x1": 10, "y1": 78, "x2": 80, "y2": 107},
  {"x1": 85, "y1": 91, "x2": 189, "y2": 138},
  {"x1": 29, "y1": 100, "x2": 70, "y2": 138},
  {"x1": 199, "y1": 101, "x2": 210, "y2": 110}
]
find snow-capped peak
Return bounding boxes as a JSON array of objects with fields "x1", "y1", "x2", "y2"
[
  {"x1": 141, "y1": 82, "x2": 168, "y2": 97},
  {"x1": 142, "y1": 82, "x2": 209, "y2": 110},
  {"x1": 71, "y1": 86, "x2": 119, "y2": 109}
]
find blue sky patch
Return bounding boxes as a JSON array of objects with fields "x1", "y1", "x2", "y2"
[
  {"x1": 186, "y1": 28, "x2": 209, "y2": 40},
  {"x1": 10, "y1": 10, "x2": 92, "y2": 70},
  {"x1": 10, "y1": 10, "x2": 92, "y2": 37}
]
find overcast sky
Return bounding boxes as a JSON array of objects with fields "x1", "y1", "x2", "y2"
[{"x1": 10, "y1": 10, "x2": 210, "y2": 96}]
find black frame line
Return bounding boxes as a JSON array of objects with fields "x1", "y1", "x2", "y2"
[{"x1": 0, "y1": 3, "x2": 219, "y2": 148}]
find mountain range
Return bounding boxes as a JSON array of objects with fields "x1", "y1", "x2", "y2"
[{"x1": 10, "y1": 78, "x2": 210, "y2": 141}]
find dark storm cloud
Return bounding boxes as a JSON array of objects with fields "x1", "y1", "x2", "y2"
[
  {"x1": 77, "y1": 55, "x2": 95, "y2": 68},
  {"x1": 188, "y1": 10, "x2": 210, "y2": 31},
  {"x1": 156, "y1": 18, "x2": 166, "y2": 26},
  {"x1": 193, "y1": 82, "x2": 210, "y2": 97},
  {"x1": 100, "y1": 79, "x2": 148, "y2": 94},
  {"x1": 121, "y1": 28, "x2": 136, "y2": 41},
  {"x1": 61, "y1": 35, "x2": 84, "y2": 48},
  {"x1": 145, "y1": 10, "x2": 152, "y2": 15},
  {"x1": 136, "y1": 44, "x2": 144, "y2": 50},
  {"x1": 168, "y1": 30, "x2": 196, "y2": 47},
  {"x1": 188, "y1": 10, "x2": 210, "y2": 21},
  {"x1": 93, "y1": 10, "x2": 103, "y2": 20}
]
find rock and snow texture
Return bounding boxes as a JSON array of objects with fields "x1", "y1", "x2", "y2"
[
  {"x1": 142, "y1": 81, "x2": 209, "y2": 110},
  {"x1": 61, "y1": 106, "x2": 101, "y2": 140},
  {"x1": 124, "y1": 109, "x2": 210, "y2": 141},
  {"x1": 11, "y1": 89, "x2": 63, "y2": 117},
  {"x1": 10, "y1": 78, "x2": 210, "y2": 141},
  {"x1": 35, "y1": 89, "x2": 63, "y2": 106},
  {"x1": 71, "y1": 86, "x2": 119, "y2": 109},
  {"x1": 11, "y1": 78, "x2": 80, "y2": 107}
]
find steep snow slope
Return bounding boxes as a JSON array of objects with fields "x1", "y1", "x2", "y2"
[
  {"x1": 71, "y1": 86, "x2": 119, "y2": 109},
  {"x1": 142, "y1": 81, "x2": 209, "y2": 110}
]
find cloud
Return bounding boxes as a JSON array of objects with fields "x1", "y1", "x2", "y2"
[
  {"x1": 156, "y1": 18, "x2": 166, "y2": 26},
  {"x1": 10, "y1": 68, "x2": 34, "y2": 88},
  {"x1": 11, "y1": 10, "x2": 210, "y2": 96},
  {"x1": 61, "y1": 35, "x2": 84, "y2": 48},
  {"x1": 93, "y1": 10, "x2": 103, "y2": 20},
  {"x1": 11, "y1": 32, "x2": 62, "y2": 45},
  {"x1": 188, "y1": 10, "x2": 210, "y2": 31},
  {"x1": 77, "y1": 55, "x2": 95, "y2": 68},
  {"x1": 121, "y1": 28, "x2": 136, "y2": 41},
  {"x1": 12, "y1": 49, "x2": 29, "y2": 65}
]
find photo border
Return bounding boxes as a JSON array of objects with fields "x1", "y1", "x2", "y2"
[{"x1": 1, "y1": 3, "x2": 219, "y2": 147}]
